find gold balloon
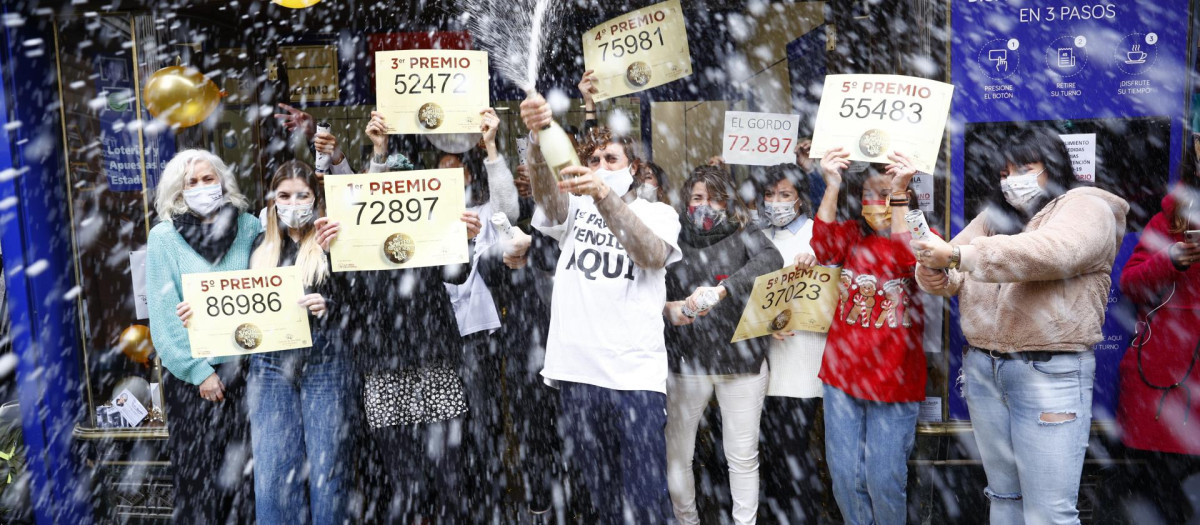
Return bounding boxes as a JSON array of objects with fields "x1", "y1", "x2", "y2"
[
  {"x1": 273, "y1": 0, "x2": 322, "y2": 8},
  {"x1": 117, "y1": 325, "x2": 154, "y2": 366},
  {"x1": 142, "y1": 66, "x2": 221, "y2": 128}
]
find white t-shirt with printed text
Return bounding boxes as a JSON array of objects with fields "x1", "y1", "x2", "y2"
[{"x1": 541, "y1": 195, "x2": 682, "y2": 393}]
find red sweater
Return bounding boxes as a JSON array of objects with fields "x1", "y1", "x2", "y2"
[
  {"x1": 813, "y1": 217, "x2": 927, "y2": 403},
  {"x1": 1116, "y1": 191, "x2": 1200, "y2": 454}
]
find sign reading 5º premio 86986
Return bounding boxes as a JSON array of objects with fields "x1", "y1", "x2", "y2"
[
  {"x1": 374, "y1": 50, "x2": 489, "y2": 135},
  {"x1": 809, "y1": 74, "x2": 954, "y2": 174},
  {"x1": 722, "y1": 111, "x2": 800, "y2": 166},
  {"x1": 182, "y1": 266, "x2": 312, "y2": 358},
  {"x1": 582, "y1": 0, "x2": 692, "y2": 102},
  {"x1": 324, "y1": 168, "x2": 468, "y2": 272},
  {"x1": 731, "y1": 265, "x2": 841, "y2": 343}
]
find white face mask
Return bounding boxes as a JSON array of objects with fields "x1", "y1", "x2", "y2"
[
  {"x1": 183, "y1": 184, "x2": 224, "y2": 216},
  {"x1": 637, "y1": 184, "x2": 659, "y2": 202},
  {"x1": 276, "y1": 202, "x2": 315, "y2": 229},
  {"x1": 593, "y1": 167, "x2": 634, "y2": 197},
  {"x1": 1000, "y1": 169, "x2": 1045, "y2": 213},
  {"x1": 763, "y1": 200, "x2": 799, "y2": 227}
]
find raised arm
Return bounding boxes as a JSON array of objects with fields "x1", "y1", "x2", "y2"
[
  {"x1": 480, "y1": 108, "x2": 519, "y2": 223},
  {"x1": 520, "y1": 94, "x2": 570, "y2": 224}
]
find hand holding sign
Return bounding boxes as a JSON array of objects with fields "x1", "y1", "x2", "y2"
[
  {"x1": 375, "y1": 50, "x2": 489, "y2": 135},
  {"x1": 810, "y1": 74, "x2": 954, "y2": 173},
  {"x1": 731, "y1": 265, "x2": 842, "y2": 343}
]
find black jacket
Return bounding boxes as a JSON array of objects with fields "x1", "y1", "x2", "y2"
[{"x1": 665, "y1": 219, "x2": 783, "y2": 375}]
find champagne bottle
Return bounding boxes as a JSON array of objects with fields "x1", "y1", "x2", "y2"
[
  {"x1": 525, "y1": 90, "x2": 580, "y2": 181},
  {"x1": 536, "y1": 120, "x2": 581, "y2": 182},
  {"x1": 491, "y1": 212, "x2": 516, "y2": 241},
  {"x1": 314, "y1": 122, "x2": 332, "y2": 175}
]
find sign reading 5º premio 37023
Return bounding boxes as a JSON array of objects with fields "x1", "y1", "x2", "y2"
[
  {"x1": 324, "y1": 168, "x2": 469, "y2": 272},
  {"x1": 809, "y1": 74, "x2": 954, "y2": 174},
  {"x1": 731, "y1": 265, "x2": 841, "y2": 343},
  {"x1": 182, "y1": 266, "x2": 312, "y2": 358},
  {"x1": 374, "y1": 50, "x2": 489, "y2": 135},
  {"x1": 582, "y1": 0, "x2": 693, "y2": 102}
]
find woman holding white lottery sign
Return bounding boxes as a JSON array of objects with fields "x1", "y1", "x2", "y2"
[
  {"x1": 520, "y1": 93, "x2": 681, "y2": 523},
  {"x1": 912, "y1": 128, "x2": 1128, "y2": 525},
  {"x1": 309, "y1": 112, "x2": 481, "y2": 523},
  {"x1": 241, "y1": 161, "x2": 354, "y2": 523},
  {"x1": 661, "y1": 165, "x2": 783, "y2": 525},
  {"x1": 810, "y1": 147, "x2": 928, "y2": 525},
  {"x1": 752, "y1": 163, "x2": 834, "y2": 522},
  {"x1": 146, "y1": 149, "x2": 259, "y2": 524}
]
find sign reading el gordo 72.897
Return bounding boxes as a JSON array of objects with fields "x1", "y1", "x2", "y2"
[
  {"x1": 182, "y1": 266, "x2": 312, "y2": 358},
  {"x1": 374, "y1": 50, "x2": 489, "y2": 135},
  {"x1": 809, "y1": 74, "x2": 954, "y2": 174},
  {"x1": 722, "y1": 111, "x2": 801, "y2": 166},
  {"x1": 582, "y1": 0, "x2": 693, "y2": 102}
]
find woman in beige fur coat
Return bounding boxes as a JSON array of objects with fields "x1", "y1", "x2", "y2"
[{"x1": 911, "y1": 128, "x2": 1128, "y2": 525}]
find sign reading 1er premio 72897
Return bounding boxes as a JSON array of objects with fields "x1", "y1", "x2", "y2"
[
  {"x1": 809, "y1": 74, "x2": 954, "y2": 174},
  {"x1": 722, "y1": 111, "x2": 800, "y2": 166},
  {"x1": 374, "y1": 50, "x2": 489, "y2": 135},
  {"x1": 182, "y1": 266, "x2": 312, "y2": 358},
  {"x1": 324, "y1": 168, "x2": 468, "y2": 272},
  {"x1": 582, "y1": 0, "x2": 692, "y2": 102}
]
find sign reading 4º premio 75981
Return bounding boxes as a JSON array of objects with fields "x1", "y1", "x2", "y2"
[
  {"x1": 582, "y1": 0, "x2": 693, "y2": 102},
  {"x1": 182, "y1": 266, "x2": 312, "y2": 358},
  {"x1": 809, "y1": 74, "x2": 954, "y2": 174},
  {"x1": 374, "y1": 50, "x2": 489, "y2": 135}
]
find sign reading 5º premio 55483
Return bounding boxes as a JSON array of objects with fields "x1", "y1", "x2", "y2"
[
  {"x1": 731, "y1": 265, "x2": 841, "y2": 343},
  {"x1": 182, "y1": 266, "x2": 312, "y2": 358},
  {"x1": 582, "y1": 0, "x2": 692, "y2": 102},
  {"x1": 324, "y1": 168, "x2": 468, "y2": 272},
  {"x1": 374, "y1": 50, "x2": 489, "y2": 135},
  {"x1": 809, "y1": 74, "x2": 954, "y2": 174}
]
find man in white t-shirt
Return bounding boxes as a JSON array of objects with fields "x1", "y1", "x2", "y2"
[{"x1": 515, "y1": 94, "x2": 681, "y2": 523}]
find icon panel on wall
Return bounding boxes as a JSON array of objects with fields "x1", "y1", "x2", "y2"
[
  {"x1": 1114, "y1": 33, "x2": 1158, "y2": 75},
  {"x1": 976, "y1": 38, "x2": 1021, "y2": 81},
  {"x1": 1043, "y1": 35, "x2": 1088, "y2": 78}
]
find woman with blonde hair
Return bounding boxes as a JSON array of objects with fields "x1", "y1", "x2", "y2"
[
  {"x1": 242, "y1": 160, "x2": 352, "y2": 523},
  {"x1": 147, "y1": 149, "x2": 259, "y2": 523}
]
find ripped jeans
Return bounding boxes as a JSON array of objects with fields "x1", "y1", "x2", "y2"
[{"x1": 963, "y1": 348, "x2": 1095, "y2": 525}]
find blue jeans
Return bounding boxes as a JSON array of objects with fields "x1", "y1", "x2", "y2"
[
  {"x1": 247, "y1": 337, "x2": 356, "y2": 525},
  {"x1": 963, "y1": 348, "x2": 1095, "y2": 525},
  {"x1": 558, "y1": 381, "x2": 672, "y2": 524},
  {"x1": 823, "y1": 384, "x2": 918, "y2": 525}
]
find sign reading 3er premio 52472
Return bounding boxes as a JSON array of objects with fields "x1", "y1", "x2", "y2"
[
  {"x1": 182, "y1": 266, "x2": 312, "y2": 358},
  {"x1": 582, "y1": 0, "x2": 692, "y2": 102},
  {"x1": 374, "y1": 50, "x2": 489, "y2": 135},
  {"x1": 809, "y1": 74, "x2": 954, "y2": 174},
  {"x1": 324, "y1": 169, "x2": 468, "y2": 272}
]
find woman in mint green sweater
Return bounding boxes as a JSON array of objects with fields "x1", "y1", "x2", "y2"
[{"x1": 146, "y1": 149, "x2": 260, "y2": 524}]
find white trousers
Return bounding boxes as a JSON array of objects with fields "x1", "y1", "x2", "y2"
[{"x1": 666, "y1": 361, "x2": 769, "y2": 525}]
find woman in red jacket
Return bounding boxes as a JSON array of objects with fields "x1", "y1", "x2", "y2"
[{"x1": 1116, "y1": 140, "x2": 1200, "y2": 522}]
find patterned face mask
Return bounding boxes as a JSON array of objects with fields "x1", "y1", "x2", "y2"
[
  {"x1": 687, "y1": 204, "x2": 727, "y2": 231},
  {"x1": 861, "y1": 199, "x2": 891, "y2": 232}
]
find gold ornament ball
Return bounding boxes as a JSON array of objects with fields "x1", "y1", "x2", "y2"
[
  {"x1": 118, "y1": 325, "x2": 154, "y2": 365},
  {"x1": 143, "y1": 66, "x2": 221, "y2": 128}
]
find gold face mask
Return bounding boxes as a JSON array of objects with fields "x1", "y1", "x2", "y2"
[{"x1": 861, "y1": 199, "x2": 891, "y2": 232}]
